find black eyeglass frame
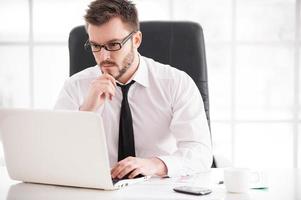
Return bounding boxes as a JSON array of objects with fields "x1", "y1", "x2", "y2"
[{"x1": 84, "y1": 31, "x2": 136, "y2": 52}]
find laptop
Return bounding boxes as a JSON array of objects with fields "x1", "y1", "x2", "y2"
[{"x1": 0, "y1": 108, "x2": 149, "y2": 190}]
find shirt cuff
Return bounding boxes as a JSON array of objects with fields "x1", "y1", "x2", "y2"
[{"x1": 157, "y1": 156, "x2": 185, "y2": 177}]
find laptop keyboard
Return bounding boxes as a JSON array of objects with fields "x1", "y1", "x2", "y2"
[
  {"x1": 112, "y1": 178, "x2": 121, "y2": 184},
  {"x1": 112, "y1": 174, "x2": 145, "y2": 184}
]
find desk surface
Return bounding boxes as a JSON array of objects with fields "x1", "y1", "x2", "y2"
[{"x1": 0, "y1": 166, "x2": 300, "y2": 200}]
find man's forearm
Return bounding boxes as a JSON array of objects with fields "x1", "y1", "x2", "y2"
[{"x1": 151, "y1": 157, "x2": 168, "y2": 177}]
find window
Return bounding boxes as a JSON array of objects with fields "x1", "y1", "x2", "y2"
[{"x1": 0, "y1": 0, "x2": 300, "y2": 168}]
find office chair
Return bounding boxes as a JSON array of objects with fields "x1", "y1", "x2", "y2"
[{"x1": 68, "y1": 21, "x2": 217, "y2": 168}]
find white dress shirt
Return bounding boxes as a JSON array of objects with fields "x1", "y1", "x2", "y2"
[{"x1": 54, "y1": 56, "x2": 212, "y2": 177}]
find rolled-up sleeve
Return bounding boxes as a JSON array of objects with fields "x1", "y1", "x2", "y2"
[
  {"x1": 158, "y1": 72, "x2": 212, "y2": 177},
  {"x1": 54, "y1": 79, "x2": 80, "y2": 110}
]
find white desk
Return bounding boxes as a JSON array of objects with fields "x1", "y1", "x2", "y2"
[{"x1": 0, "y1": 166, "x2": 300, "y2": 200}]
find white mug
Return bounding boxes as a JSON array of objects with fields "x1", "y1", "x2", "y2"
[
  {"x1": 249, "y1": 170, "x2": 268, "y2": 189},
  {"x1": 224, "y1": 168, "x2": 250, "y2": 193}
]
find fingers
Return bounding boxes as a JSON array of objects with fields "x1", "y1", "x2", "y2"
[
  {"x1": 128, "y1": 168, "x2": 142, "y2": 179},
  {"x1": 95, "y1": 80, "x2": 115, "y2": 97},
  {"x1": 111, "y1": 157, "x2": 138, "y2": 179},
  {"x1": 91, "y1": 75, "x2": 116, "y2": 100},
  {"x1": 117, "y1": 165, "x2": 135, "y2": 179},
  {"x1": 101, "y1": 73, "x2": 116, "y2": 99},
  {"x1": 101, "y1": 73, "x2": 116, "y2": 87},
  {"x1": 80, "y1": 73, "x2": 117, "y2": 111},
  {"x1": 111, "y1": 157, "x2": 167, "y2": 179}
]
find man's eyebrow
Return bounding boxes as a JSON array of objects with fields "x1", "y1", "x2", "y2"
[
  {"x1": 88, "y1": 40, "x2": 100, "y2": 45},
  {"x1": 89, "y1": 38, "x2": 122, "y2": 44}
]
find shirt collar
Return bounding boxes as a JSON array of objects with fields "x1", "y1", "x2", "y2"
[{"x1": 132, "y1": 54, "x2": 149, "y2": 88}]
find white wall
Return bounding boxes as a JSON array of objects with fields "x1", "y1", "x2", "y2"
[{"x1": 0, "y1": 0, "x2": 300, "y2": 168}]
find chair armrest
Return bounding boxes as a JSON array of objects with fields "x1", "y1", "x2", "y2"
[{"x1": 213, "y1": 154, "x2": 232, "y2": 168}]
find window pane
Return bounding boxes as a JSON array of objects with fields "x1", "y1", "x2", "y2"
[
  {"x1": 235, "y1": 45, "x2": 294, "y2": 120},
  {"x1": 211, "y1": 122, "x2": 232, "y2": 164},
  {"x1": 0, "y1": 0, "x2": 29, "y2": 42},
  {"x1": 134, "y1": 0, "x2": 171, "y2": 21},
  {"x1": 207, "y1": 44, "x2": 232, "y2": 120},
  {"x1": 235, "y1": 123, "x2": 293, "y2": 168},
  {"x1": 33, "y1": 0, "x2": 91, "y2": 42},
  {"x1": 299, "y1": 12, "x2": 301, "y2": 41},
  {"x1": 173, "y1": 0, "x2": 232, "y2": 42},
  {"x1": 299, "y1": 5, "x2": 301, "y2": 41},
  {"x1": 299, "y1": 47, "x2": 301, "y2": 120},
  {"x1": 297, "y1": 124, "x2": 301, "y2": 168},
  {"x1": 236, "y1": 0, "x2": 295, "y2": 41},
  {"x1": 33, "y1": 46, "x2": 69, "y2": 108},
  {"x1": 0, "y1": 140, "x2": 4, "y2": 166},
  {"x1": 0, "y1": 46, "x2": 30, "y2": 107}
]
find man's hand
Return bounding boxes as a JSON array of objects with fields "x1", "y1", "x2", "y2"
[
  {"x1": 111, "y1": 157, "x2": 168, "y2": 179},
  {"x1": 80, "y1": 73, "x2": 116, "y2": 111}
]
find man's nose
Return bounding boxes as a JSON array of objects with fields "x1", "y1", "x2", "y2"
[{"x1": 98, "y1": 47, "x2": 111, "y2": 61}]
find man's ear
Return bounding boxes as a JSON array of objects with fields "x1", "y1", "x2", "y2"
[{"x1": 133, "y1": 31, "x2": 142, "y2": 49}]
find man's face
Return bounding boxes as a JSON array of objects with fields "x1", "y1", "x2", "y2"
[{"x1": 87, "y1": 17, "x2": 141, "y2": 80}]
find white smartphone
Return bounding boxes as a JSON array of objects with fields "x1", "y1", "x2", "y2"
[{"x1": 173, "y1": 186, "x2": 212, "y2": 195}]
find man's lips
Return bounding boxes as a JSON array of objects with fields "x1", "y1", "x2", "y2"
[{"x1": 102, "y1": 64, "x2": 115, "y2": 68}]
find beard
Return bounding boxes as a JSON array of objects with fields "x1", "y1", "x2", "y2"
[{"x1": 99, "y1": 44, "x2": 135, "y2": 81}]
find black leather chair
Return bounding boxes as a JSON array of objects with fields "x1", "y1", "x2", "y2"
[{"x1": 68, "y1": 21, "x2": 216, "y2": 167}]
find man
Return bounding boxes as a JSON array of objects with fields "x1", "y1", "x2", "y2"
[{"x1": 55, "y1": 0, "x2": 212, "y2": 179}]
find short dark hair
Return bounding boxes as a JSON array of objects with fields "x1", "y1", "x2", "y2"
[{"x1": 84, "y1": 0, "x2": 139, "y2": 31}]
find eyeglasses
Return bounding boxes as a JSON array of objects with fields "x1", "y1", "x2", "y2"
[{"x1": 84, "y1": 31, "x2": 135, "y2": 52}]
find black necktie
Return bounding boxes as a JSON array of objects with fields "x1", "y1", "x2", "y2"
[{"x1": 117, "y1": 80, "x2": 136, "y2": 161}]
